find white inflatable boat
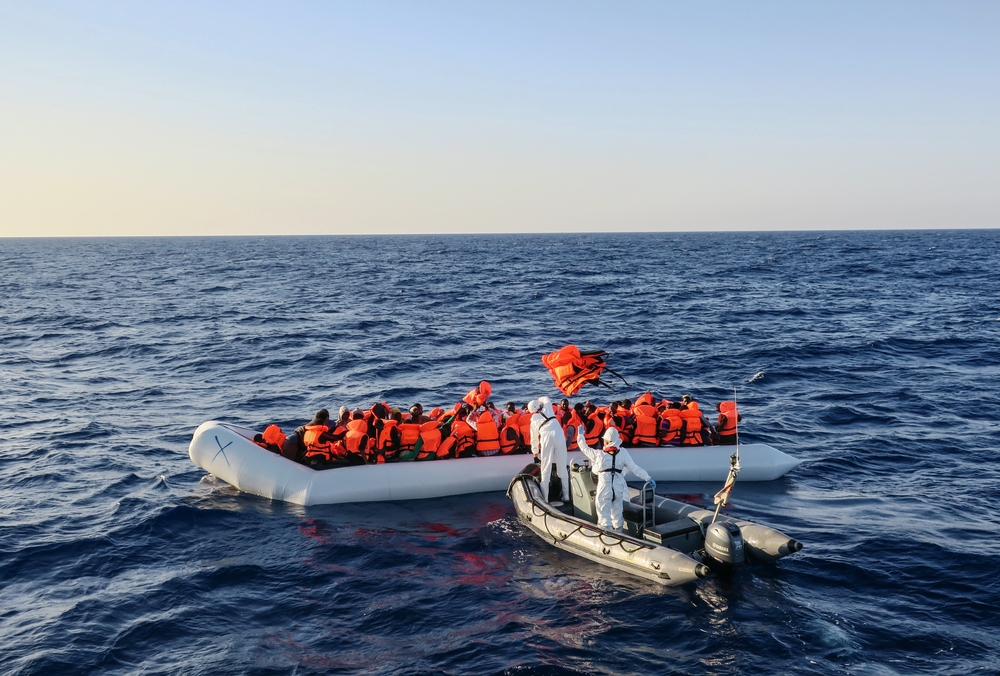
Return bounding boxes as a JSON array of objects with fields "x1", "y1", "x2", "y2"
[{"x1": 188, "y1": 421, "x2": 802, "y2": 506}]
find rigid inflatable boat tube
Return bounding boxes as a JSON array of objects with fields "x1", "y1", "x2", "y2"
[
  {"x1": 630, "y1": 492, "x2": 802, "y2": 563},
  {"x1": 507, "y1": 474, "x2": 708, "y2": 586},
  {"x1": 189, "y1": 420, "x2": 802, "y2": 506}
]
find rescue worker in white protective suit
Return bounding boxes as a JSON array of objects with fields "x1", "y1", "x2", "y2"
[
  {"x1": 576, "y1": 427, "x2": 652, "y2": 531},
  {"x1": 529, "y1": 397, "x2": 569, "y2": 503}
]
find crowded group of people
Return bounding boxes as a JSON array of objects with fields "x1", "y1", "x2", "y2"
[{"x1": 252, "y1": 381, "x2": 742, "y2": 472}]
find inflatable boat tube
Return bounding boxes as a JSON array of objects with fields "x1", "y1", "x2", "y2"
[
  {"x1": 188, "y1": 421, "x2": 802, "y2": 506},
  {"x1": 507, "y1": 471, "x2": 709, "y2": 586},
  {"x1": 625, "y1": 491, "x2": 803, "y2": 563}
]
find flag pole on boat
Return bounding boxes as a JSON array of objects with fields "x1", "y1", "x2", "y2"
[{"x1": 710, "y1": 385, "x2": 741, "y2": 524}]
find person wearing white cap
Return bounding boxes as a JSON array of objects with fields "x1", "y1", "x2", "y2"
[
  {"x1": 576, "y1": 427, "x2": 652, "y2": 531},
  {"x1": 529, "y1": 396, "x2": 569, "y2": 503}
]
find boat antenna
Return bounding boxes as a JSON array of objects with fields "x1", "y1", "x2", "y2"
[{"x1": 710, "y1": 385, "x2": 741, "y2": 524}]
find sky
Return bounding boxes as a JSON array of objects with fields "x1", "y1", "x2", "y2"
[{"x1": 1, "y1": 1, "x2": 998, "y2": 237}]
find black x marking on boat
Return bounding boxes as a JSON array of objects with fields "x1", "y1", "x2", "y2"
[{"x1": 213, "y1": 436, "x2": 233, "y2": 467}]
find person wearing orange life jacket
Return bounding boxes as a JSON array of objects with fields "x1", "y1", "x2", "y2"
[
  {"x1": 474, "y1": 407, "x2": 502, "y2": 456},
  {"x1": 576, "y1": 427, "x2": 652, "y2": 531},
  {"x1": 563, "y1": 403, "x2": 587, "y2": 452},
  {"x1": 433, "y1": 404, "x2": 470, "y2": 459},
  {"x1": 631, "y1": 397, "x2": 661, "y2": 446},
  {"x1": 299, "y1": 409, "x2": 348, "y2": 467},
  {"x1": 583, "y1": 402, "x2": 605, "y2": 449},
  {"x1": 716, "y1": 401, "x2": 742, "y2": 446},
  {"x1": 499, "y1": 408, "x2": 527, "y2": 454},
  {"x1": 448, "y1": 406, "x2": 479, "y2": 458},
  {"x1": 373, "y1": 410, "x2": 404, "y2": 463},
  {"x1": 517, "y1": 402, "x2": 534, "y2": 451},
  {"x1": 344, "y1": 410, "x2": 372, "y2": 461},
  {"x1": 395, "y1": 406, "x2": 425, "y2": 460},
  {"x1": 410, "y1": 418, "x2": 447, "y2": 460},
  {"x1": 288, "y1": 410, "x2": 331, "y2": 463},
  {"x1": 253, "y1": 424, "x2": 287, "y2": 454},
  {"x1": 659, "y1": 402, "x2": 684, "y2": 445},
  {"x1": 679, "y1": 399, "x2": 710, "y2": 446},
  {"x1": 530, "y1": 397, "x2": 569, "y2": 503}
]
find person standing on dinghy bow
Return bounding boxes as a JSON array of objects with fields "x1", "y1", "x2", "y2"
[
  {"x1": 576, "y1": 427, "x2": 652, "y2": 532},
  {"x1": 529, "y1": 397, "x2": 570, "y2": 504}
]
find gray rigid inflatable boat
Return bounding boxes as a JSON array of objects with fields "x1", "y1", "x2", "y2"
[{"x1": 507, "y1": 460, "x2": 802, "y2": 586}]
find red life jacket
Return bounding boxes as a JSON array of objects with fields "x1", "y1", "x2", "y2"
[
  {"x1": 632, "y1": 404, "x2": 659, "y2": 445},
  {"x1": 660, "y1": 409, "x2": 683, "y2": 444},
  {"x1": 476, "y1": 411, "x2": 501, "y2": 455},
  {"x1": 499, "y1": 412, "x2": 522, "y2": 454},
  {"x1": 680, "y1": 409, "x2": 704, "y2": 445}
]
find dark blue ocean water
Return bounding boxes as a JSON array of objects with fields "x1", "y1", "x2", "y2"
[{"x1": 1, "y1": 231, "x2": 999, "y2": 675}]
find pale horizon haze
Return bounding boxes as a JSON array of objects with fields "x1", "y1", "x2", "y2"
[{"x1": 1, "y1": 1, "x2": 998, "y2": 237}]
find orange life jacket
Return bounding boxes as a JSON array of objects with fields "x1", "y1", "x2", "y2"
[
  {"x1": 499, "y1": 412, "x2": 523, "y2": 454},
  {"x1": 632, "y1": 404, "x2": 659, "y2": 446},
  {"x1": 607, "y1": 411, "x2": 633, "y2": 444},
  {"x1": 450, "y1": 419, "x2": 477, "y2": 457},
  {"x1": 584, "y1": 412, "x2": 604, "y2": 447},
  {"x1": 716, "y1": 401, "x2": 738, "y2": 436},
  {"x1": 345, "y1": 419, "x2": 369, "y2": 457},
  {"x1": 415, "y1": 420, "x2": 446, "y2": 460},
  {"x1": 518, "y1": 413, "x2": 533, "y2": 449},
  {"x1": 540, "y1": 345, "x2": 609, "y2": 396},
  {"x1": 437, "y1": 435, "x2": 456, "y2": 458},
  {"x1": 375, "y1": 418, "x2": 399, "y2": 452},
  {"x1": 462, "y1": 381, "x2": 491, "y2": 408},
  {"x1": 398, "y1": 422, "x2": 421, "y2": 453},
  {"x1": 680, "y1": 409, "x2": 704, "y2": 445},
  {"x1": 303, "y1": 424, "x2": 337, "y2": 460},
  {"x1": 564, "y1": 411, "x2": 584, "y2": 451},
  {"x1": 660, "y1": 409, "x2": 683, "y2": 444},
  {"x1": 262, "y1": 424, "x2": 286, "y2": 450},
  {"x1": 476, "y1": 411, "x2": 501, "y2": 455},
  {"x1": 635, "y1": 391, "x2": 655, "y2": 407}
]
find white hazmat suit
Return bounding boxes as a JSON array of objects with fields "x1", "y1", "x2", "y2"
[
  {"x1": 529, "y1": 397, "x2": 569, "y2": 503},
  {"x1": 576, "y1": 427, "x2": 651, "y2": 531}
]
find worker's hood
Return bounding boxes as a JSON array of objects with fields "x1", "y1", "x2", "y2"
[{"x1": 537, "y1": 396, "x2": 557, "y2": 418}]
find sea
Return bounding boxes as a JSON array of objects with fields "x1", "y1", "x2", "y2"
[{"x1": 1, "y1": 230, "x2": 998, "y2": 676}]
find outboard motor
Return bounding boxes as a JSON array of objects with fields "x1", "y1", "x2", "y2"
[{"x1": 704, "y1": 520, "x2": 745, "y2": 567}]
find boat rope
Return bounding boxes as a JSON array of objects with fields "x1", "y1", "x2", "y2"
[{"x1": 710, "y1": 385, "x2": 742, "y2": 524}]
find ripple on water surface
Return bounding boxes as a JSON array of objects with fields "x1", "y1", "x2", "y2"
[{"x1": 1, "y1": 231, "x2": 999, "y2": 675}]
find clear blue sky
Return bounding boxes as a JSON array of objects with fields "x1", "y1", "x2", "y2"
[{"x1": 1, "y1": 1, "x2": 998, "y2": 236}]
